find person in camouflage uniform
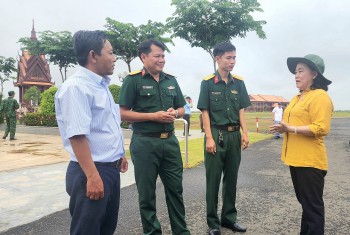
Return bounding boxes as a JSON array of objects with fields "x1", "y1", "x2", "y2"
[{"x1": 0, "y1": 91, "x2": 19, "y2": 140}]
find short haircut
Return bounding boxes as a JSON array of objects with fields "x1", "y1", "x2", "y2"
[
  {"x1": 137, "y1": 39, "x2": 165, "y2": 60},
  {"x1": 72, "y1": 30, "x2": 108, "y2": 66},
  {"x1": 213, "y1": 42, "x2": 236, "y2": 57}
]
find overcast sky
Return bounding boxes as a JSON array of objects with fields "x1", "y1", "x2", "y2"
[{"x1": 1, "y1": 0, "x2": 349, "y2": 110}]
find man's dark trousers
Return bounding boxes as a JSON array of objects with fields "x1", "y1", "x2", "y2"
[
  {"x1": 204, "y1": 128, "x2": 241, "y2": 229},
  {"x1": 66, "y1": 161, "x2": 121, "y2": 235},
  {"x1": 130, "y1": 134, "x2": 190, "y2": 235}
]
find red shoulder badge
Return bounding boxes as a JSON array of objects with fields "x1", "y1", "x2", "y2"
[{"x1": 214, "y1": 75, "x2": 219, "y2": 84}]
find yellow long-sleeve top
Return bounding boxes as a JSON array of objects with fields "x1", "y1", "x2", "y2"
[{"x1": 281, "y1": 89, "x2": 333, "y2": 170}]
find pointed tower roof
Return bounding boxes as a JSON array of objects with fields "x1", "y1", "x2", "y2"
[
  {"x1": 15, "y1": 22, "x2": 53, "y2": 88},
  {"x1": 30, "y1": 19, "x2": 37, "y2": 40}
]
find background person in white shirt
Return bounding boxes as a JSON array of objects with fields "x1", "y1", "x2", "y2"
[
  {"x1": 272, "y1": 102, "x2": 283, "y2": 139},
  {"x1": 183, "y1": 96, "x2": 192, "y2": 136}
]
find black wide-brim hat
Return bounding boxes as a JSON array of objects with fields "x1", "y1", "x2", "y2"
[{"x1": 287, "y1": 54, "x2": 332, "y2": 85}]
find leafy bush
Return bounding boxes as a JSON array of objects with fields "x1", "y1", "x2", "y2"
[
  {"x1": 40, "y1": 86, "x2": 58, "y2": 114},
  {"x1": 23, "y1": 86, "x2": 41, "y2": 106},
  {"x1": 108, "y1": 84, "x2": 121, "y2": 103},
  {"x1": 24, "y1": 112, "x2": 57, "y2": 127}
]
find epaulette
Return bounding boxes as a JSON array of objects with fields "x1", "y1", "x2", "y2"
[
  {"x1": 231, "y1": 73, "x2": 244, "y2": 81},
  {"x1": 129, "y1": 70, "x2": 142, "y2": 75},
  {"x1": 203, "y1": 74, "x2": 215, "y2": 80},
  {"x1": 164, "y1": 72, "x2": 176, "y2": 78}
]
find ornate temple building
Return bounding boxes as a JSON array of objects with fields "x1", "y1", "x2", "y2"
[{"x1": 14, "y1": 21, "x2": 54, "y2": 104}]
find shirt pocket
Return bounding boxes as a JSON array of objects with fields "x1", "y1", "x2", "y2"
[
  {"x1": 229, "y1": 93, "x2": 240, "y2": 111},
  {"x1": 210, "y1": 94, "x2": 224, "y2": 111},
  {"x1": 139, "y1": 89, "x2": 157, "y2": 108},
  {"x1": 162, "y1": 89, "x2": 177, "y2": 109}
]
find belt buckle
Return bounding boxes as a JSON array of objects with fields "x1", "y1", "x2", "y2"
[
  {"x1": 228, "y1": 126, "x2": 234, "y2": 132},
  {"x1": 160, "y1": 133, "x2": 169, "y2": 138}
]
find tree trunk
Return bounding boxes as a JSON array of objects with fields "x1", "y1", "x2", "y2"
[
  {"x1": 64, "y1": 67, "x2": 67, "y2": 82},
  {"x1": 127, "y1": 62, "x2": 131, "y2": 73},
  {"x1": 59, "y1": 68, "x2": 64, "y2": 83}
]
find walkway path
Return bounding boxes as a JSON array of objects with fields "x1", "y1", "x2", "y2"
[{"x1": 0, "y1": 126, "x2": 203, "y2": 233}]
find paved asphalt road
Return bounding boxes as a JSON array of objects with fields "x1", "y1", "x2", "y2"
[{"x1": 1, "y1": 118, "x2": 349, "y2": 235}]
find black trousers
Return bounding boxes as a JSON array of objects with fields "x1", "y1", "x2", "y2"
[
  {"x1": 290, "y1": 166, "x2": 327, "y2": 235},
  {"x1": 183, "y1": 114, "x2": 190, "y2": 135},
  {"x1": 66, "y1": 161, "x2": 121, "y2": 235}
]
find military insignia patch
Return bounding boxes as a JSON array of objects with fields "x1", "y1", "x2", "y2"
[
  {"x1": 142, "y1": 86, "x2": 153, "y2": 89},
  {"x1": 214, "y1": 76, "x2": 219, "y2": 84},
  {"x1": 231, "y1": 90, "x2": 238, "y2": 94},
  {"x1": 167, "y1": 86, "x2": 175, "y2": 90}
]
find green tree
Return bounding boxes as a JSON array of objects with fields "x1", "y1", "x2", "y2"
[
  {"x1": 108, "y1": 84, "x2": 121, "y2": 103},
  {"x1": 0, "y1": 56, "x2": 17, "y2": 95},
  {"x1": 105, "y1": 18, "x2": 174, "y2": 73},
  {"x1": 19, "y1": 30, "x2": 76, "y2": 82},
  {"x1": 23, "y1": 86, "x2": 41, "y2": 106},
  {"x1": 167, "y1": 0, "x2": 266, "y2": 70},
  {"x1": 40, "y1": 86, "x2": 58, "y2": 114},
  {"x1": 17, "y1": 37, "x2": 44, "y2": 55}
]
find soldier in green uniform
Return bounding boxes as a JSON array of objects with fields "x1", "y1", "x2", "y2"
[
  {"x1": 197, "y1": 42, "x2": 251, "y2": 235},
  {"x1": 119, "y1": 39, "x2": 190, "y2": 235},
  {"x1": 1, "y1": 91, "x2": 19, "y2": 140}
]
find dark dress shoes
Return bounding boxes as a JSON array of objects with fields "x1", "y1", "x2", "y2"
[
  {"x1": 221, "y1": 222, "x2": 247, "y2": 232},
  {"x1": 208, "y1": 228, "x2": 221, "y2": 235},
  {"x1": 9, "y1": 138, "x2": 17, "y2": 140}
]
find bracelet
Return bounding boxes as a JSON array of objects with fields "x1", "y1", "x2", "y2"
[
  {"x1": 175, "y1": 110, "x2": 178, "y2": 118},
  {"x1": 294, "y1": 126, "x2": 297, "y2": 134}
]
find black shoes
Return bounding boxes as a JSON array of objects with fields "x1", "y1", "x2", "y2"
[
  {"x1": 209, "y1": 222, "x2": 247, "y2": 234},
  {"x1": 221, "y1": 222, "x2": 247, "y2": 233},
  {"x1": 208, "y1": 228, "x2": 221, "y2": 235},
  {"x1": 2, "y1": 136, "x2": 6, "y2": 139},
  {"x1": 9, "y1": 138, "x2": 17, "y2": 140}
]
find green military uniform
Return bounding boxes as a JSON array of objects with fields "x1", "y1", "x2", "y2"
[
  {"x1": 197, "y1": 72, "x2": 251, "y2": 229},
  {"x1": 1, "y1": 91, "x2": 19, "y2": 140},
  {"x1": 119, "y1": 68, "x2": 190, "y2": 235}
]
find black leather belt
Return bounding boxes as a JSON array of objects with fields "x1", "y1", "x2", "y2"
[
  {"x1": 212, "y1": 125, "x2": 240, "y2": 132},
  {"x1": 133, "y1": 131, "x2": 174, "y2": 139},
  {"x1": 95, "y1": 159, "x2": 121, "y2": 169}
]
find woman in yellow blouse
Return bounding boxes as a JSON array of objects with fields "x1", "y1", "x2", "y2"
[{"x1": 270, "y1": 54, "x2": 333, "y2": 235}]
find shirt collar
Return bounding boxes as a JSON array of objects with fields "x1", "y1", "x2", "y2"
[
  {"x1": 214, "y1": 71, "x2": 234, "y2": 84},
  {"x1": 79, "y1": 66, "x2": 111, "y2": 85},
  {"x1": 142, "y1": 67, "x2": 168, "y2": 81}
]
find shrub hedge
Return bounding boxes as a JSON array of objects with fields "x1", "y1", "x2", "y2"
[{"x1": 24, "y1": 112, "x2": 58, "y2": 127}]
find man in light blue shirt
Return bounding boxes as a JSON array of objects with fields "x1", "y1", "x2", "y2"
[
  {"x1": 183, "y1": 96, "x2": 192, "y2": 136},
  {"x1": 55, "y1": 30, "x2": 128, "y2": 235}
]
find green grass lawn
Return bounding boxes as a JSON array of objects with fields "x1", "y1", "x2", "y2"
[{"x1": 179, "y1": 131, "x2": 272, "y2": 168}]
